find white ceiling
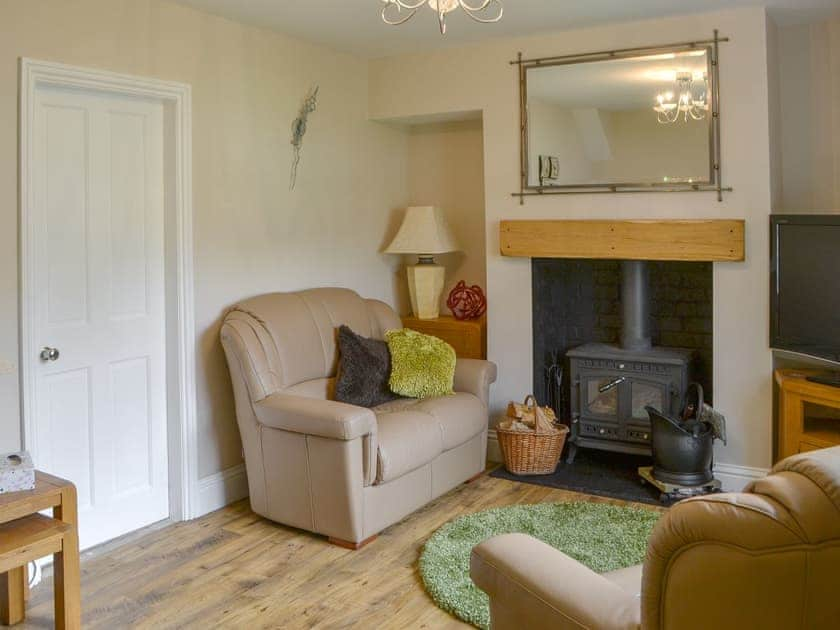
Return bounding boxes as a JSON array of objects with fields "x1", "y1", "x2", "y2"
[{"x1": 170, "y1": 0, "x2": 840, "y2": 58}]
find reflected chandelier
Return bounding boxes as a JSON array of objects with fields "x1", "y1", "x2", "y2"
[
  {"x1": 654, "y1": 72, "x2": 709, "y2": 124},
  {"x1": 381, "y1": 0, "x2": 504, "y2": 35}
]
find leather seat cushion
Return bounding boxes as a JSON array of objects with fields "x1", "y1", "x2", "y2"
[
  {"x1": 412, "y1": 393, "x2": 486, "y2": 450},
  {"x1": 375, "y1": 411, "x2": 442, "y2": 483},
  {"x1": 374, "y1": 393, "x2": 486, "y2": 450},
  {"x1": 373, "y1": 393, "x2": 486, "y2": 483},
  {"x1": 370, "y1": 397, "x2": 418, "y2": 414}
]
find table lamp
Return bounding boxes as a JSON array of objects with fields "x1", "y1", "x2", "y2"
[{"x1": 385, "y1": 206, "x2": 460, "y2": 319}]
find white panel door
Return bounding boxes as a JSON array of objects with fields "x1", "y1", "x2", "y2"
[{"x1": 31, "y1": 85, "x2": 168, "y2": 550}]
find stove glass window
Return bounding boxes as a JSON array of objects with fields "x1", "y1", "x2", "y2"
[
  {"x1": 632, "y1": 381, "x2": 664, "y2": 420},
  {"x1": 586, "y1": 379, "x2": 618, "y2": 417}
]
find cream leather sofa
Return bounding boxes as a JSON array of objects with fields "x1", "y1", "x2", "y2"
[
  {"x1": 471, "y1": 446, "x2": 840, "y2": 629},
  {"x1": 220, "y1": 288, "x2": 497, "y2": 547}
]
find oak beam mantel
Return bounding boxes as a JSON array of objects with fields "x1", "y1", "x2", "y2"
[{"x1": 499, "y1": 219, "x2": 745, "y2": 262}]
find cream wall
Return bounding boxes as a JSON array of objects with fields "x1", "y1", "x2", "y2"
[
  {"x1": 404, "y1": 120, "x2": 486, "y2": 313},
  {"x1": 766, "y1": 16, "x2": 784, "y2": 210},
  {"x1": 777, "y1": 17, "x2": 840, "y2": 211},
  {"x1": 0, "y1": 0, "x2": 410, "y2": 479},
  {"x1": 370, "y1": 7, "x2": 777, "y2": 477}
]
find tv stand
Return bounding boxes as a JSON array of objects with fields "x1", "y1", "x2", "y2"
[
  {"x1": 776, "y1": 370, "x2": 840, "y2": 462},
  {"x1": 806, "y1": 372, "x2": 840, "y2": 388}
]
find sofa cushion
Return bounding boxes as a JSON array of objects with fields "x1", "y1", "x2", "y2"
[
  {"x1": 376, "y1": 410, "x2": 442, "y2": 484},
  {"x1": 373, "y1": 398, "x2": 419, "y2": 414},
  {"x1": 411, "y1": 393, "x2": 487, "y2": 451},
  {"x1": 228, "y1": 288, "x2": 402, "y2": 397},
  {"x1": 386, "y1": 328, "x2": 456, "y2": 398},
  {"x1": 373, "y1": 392, "x2": 487, "y2": 484},
  {"x1": 335, "y1": 325, "x2": 401, "y2": 408}
]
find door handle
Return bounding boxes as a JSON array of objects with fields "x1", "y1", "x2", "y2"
[{"x1": 39, "y1": 347, "x2": 60, "y2": 362}]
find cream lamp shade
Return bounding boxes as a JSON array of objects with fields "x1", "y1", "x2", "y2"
[
  {"x1": 384, "y1": 206, "x2": 460, "y2": 256},
  {"x1": 385, "y1": 206, "x2": 460, "y2": 319}
]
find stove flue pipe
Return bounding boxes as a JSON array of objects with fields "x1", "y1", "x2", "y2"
[{"x1": 620, "y1": 260, "x2": 652, "y2": 351}]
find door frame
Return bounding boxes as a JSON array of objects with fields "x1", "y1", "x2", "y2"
[{"x1": 19, "y1": 58, "x2": 198, "y2": 522}]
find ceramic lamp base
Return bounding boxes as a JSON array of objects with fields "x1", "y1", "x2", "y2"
[{"x1": 407, "y1": 263, "x2": 444, "y2": 319}]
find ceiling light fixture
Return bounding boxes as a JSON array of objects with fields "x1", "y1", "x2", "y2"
[
  {"x1": 381, "y1": 0, "x2": 503, "y2": 35},
  {"x1": 654, "y1": 71, "x2": 709, "y2": 124}
]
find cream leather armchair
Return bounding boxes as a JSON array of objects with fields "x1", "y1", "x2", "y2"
[
  {"x1": 221, "y1": 288, "x2": 497, "y2": 548},
  {"x1": 471, "y1": 446, "x2": 840, "y2": 629}
]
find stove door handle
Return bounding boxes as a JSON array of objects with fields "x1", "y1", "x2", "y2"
[{"x1": 598, "y1": 376, "x2": 626, "y2": 393}]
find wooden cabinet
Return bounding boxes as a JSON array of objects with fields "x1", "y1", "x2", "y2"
[
  {"x1": 401, "y1": 315, "x2": 486, "y2": 360},
  {"x1": 776, "y1": 369, "x2": 840, "y2": 462}
]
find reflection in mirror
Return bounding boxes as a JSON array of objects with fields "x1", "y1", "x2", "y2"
[{"x1": 525, "y1": 48, "x2": 713, "y2": 189}]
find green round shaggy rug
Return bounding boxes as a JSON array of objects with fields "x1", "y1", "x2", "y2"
[{"x1": 419, "y1": 502, "x2": 660, "y2": 629}]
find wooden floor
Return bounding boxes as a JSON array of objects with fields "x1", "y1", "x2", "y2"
[{"x1": 18, "y1": 471, "x2": 659, "y2": 629}]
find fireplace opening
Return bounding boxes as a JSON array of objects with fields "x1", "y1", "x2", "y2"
[{"x1": 532, "y1": 258, "x2": 713, "y2": 462}]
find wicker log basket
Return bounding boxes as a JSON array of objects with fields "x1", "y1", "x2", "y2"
[{"x1": 497, "y1": 395, "x2": 569, "y2": 475}]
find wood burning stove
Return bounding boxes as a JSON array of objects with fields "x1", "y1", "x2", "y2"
[
  {"x1": 567, "y1": 344, "x2": 692, "y2": 461},
  {"x1": 565, "y1": 261, "x2": 694, "y2": 463}
]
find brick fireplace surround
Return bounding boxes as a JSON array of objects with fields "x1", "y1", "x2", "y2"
[
  {"x1": 533, "y1": 258, "x2": 713, "y2": 461},
  {"x1": 533, "y1": 258, "x2": 714, "y2": 414}
]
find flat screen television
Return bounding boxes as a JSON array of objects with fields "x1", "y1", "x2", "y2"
[{"x1": 770, "y1": 214, "x2": 840, "y2": 364}]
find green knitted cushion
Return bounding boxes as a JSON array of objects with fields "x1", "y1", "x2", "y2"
[{"x1": 386, "y1": 328, "x2": 456, "y2": 398}]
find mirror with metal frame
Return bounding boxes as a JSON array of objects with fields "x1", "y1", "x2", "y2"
[{"x1": 517, "y1": 36, "x2": 726, "y2": 198}]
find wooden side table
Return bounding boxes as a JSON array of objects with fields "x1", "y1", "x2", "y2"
[
  {"x1": 402, "y1": 315, "x2": 487, "y2": 360},
  {"x1": 0, "y1": 471, "x2": 80, "y2": 629},
  {"x1": 776, "y1": 369, "x2": 840, "y2": 462}
]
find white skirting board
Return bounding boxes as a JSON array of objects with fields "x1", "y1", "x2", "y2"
[
  {"x1": 196, "y1": 463, "x2": 249, "y2": 517},
  {"x1": 487, "y1": 430, "x2": 768, "y2": 492},
  {"x1": 713, "y1": 462, "x2": 770, "y2": 491}
]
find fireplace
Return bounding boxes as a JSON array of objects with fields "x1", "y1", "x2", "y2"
[{"x1": 533, "y1": 258, "x2": 713, "y2": 463}]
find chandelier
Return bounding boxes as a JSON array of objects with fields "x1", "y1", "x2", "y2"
[
  {"x1": 654, "y1": 72, "x2": 709, "y2": 124},
  {"x1": 381, "y1": 0, "x2": 504, "y2": 35}
]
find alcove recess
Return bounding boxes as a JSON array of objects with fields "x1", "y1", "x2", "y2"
[{"x1": 382, "y1": 110, "x2": 487, "y2": 315}]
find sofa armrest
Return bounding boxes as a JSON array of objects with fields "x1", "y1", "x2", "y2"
[
  {"x1": 454, "y1": 358, "x2": 497, "y2": 407},
  {"x1": 254, "y1": 393, "x2": 376, "y2": 441},
  {"x1": 471, "y1": 534, "x2": 640, "y2": 630}
]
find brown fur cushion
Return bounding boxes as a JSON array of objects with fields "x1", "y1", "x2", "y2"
[{"x1": 335, "y1": 325, "x2": 402, "y2": 408}]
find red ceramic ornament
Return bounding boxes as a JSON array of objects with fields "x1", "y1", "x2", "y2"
[{"x1": 446, "y1": 281, "x2": 487, "y2": 320}]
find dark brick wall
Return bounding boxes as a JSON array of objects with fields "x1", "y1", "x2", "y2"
[{"x1": 532, "y1": 259, "x2": 713, "y2": 419}]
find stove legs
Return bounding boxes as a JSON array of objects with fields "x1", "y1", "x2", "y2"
[{"x1": 565, "y1": 442, "x2": 578, "y2": 464}]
